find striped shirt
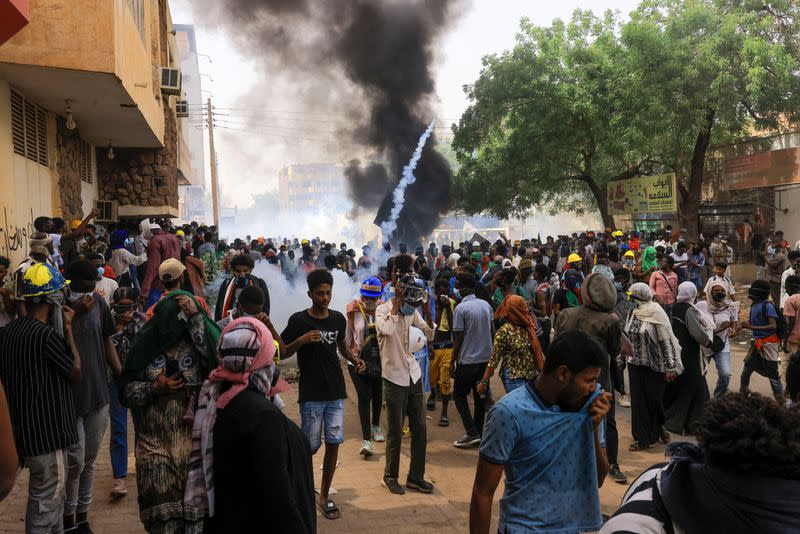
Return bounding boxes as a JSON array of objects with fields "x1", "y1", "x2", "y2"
[
  {"x1": 0, "y1": 316, "x2": 79, "y2": 458},
  {"x1": 599, "y1": 464, "x2": 684, "y2": 534}
]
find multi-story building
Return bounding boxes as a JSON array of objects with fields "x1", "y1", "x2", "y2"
[
  {"x1": 174, "y1": 23, "x2": 209, "y2": 224},
  {"x1": 0, "y1": 0, "x2": 184, "y2": 265},
  {"x1": 278, "y1": 163, "x2": 348, "y2": 210}
]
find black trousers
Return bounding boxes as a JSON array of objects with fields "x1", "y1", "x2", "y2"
[
  {"x1": 629, "y1": 363, "x2": 665, "y2": 447},
  {"x1": 348, "y1": 366, "x2": 382, "y2": 441},
  {"x1": 453, "y1": 362, "x2": 488, "y2": 437}
]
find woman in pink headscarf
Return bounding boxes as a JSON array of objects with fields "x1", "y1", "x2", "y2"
[{"x1": 185, "y1": 317, "x2": 315, "y2": 533}]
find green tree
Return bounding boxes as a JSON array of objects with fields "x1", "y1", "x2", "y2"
[
  {"x1": 623, "y1": 0, "x2": 800, "y2": 236},
  {"x1": 453, "y1": 1, "x2": 800, "y2": 235},
  {"x1": 452, "y1": 10, "x2": 660, "y2": 228}
]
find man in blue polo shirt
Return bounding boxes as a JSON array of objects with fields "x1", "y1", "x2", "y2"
[{"x1": 469, "y1": 330, "x2": 611, "y2": 534}]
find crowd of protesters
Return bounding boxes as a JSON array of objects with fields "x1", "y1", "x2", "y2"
[{"x1": 0, "y1": 212, "x2": 798, "y2": 533}]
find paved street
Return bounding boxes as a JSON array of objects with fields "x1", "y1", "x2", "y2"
[{"x1": 0, "y1": 342, "x2": 771, "y2": 533}]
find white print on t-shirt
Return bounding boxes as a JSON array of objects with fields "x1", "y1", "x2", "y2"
[{"x1": 319, "y1": 330, "x2": 339, "y2": 344}]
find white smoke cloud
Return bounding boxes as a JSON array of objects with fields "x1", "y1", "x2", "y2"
[{"x1": 379, "y1": 120, "x2": 436, "y2": 240}]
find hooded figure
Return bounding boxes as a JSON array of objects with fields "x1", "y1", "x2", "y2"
[{"x1": 554, "y1": 273, "x2": 626, "y2": 483}]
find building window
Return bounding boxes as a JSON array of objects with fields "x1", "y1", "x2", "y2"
[
  {"x1": 79, "y1": 138, "x2": 92, "y2": 183},
  {"x1": 125, "y1": 0, "x2": 145, "y2": 42},
  {"x1": 10, "y1": 90, "x2": 48, "y2": 167}
]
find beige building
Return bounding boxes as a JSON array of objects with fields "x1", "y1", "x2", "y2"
[
  {"x1": 278, "y1": 163, "x2": 348, "y2": 210},
  {"x1": 0, "y1": 0, "x2": 184, "y2": 266}
]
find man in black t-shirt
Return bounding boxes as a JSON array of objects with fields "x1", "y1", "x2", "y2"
[{"x1": 281, "y1": 269, "x2": 364, "y2": 521}]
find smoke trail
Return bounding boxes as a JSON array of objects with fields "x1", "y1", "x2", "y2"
[
  {"x1": 190, "y1": 0, "x2": 466, "y2": 245},
  {"x1": 380, "y1": 120, "x2": 436, "y2": 241}
]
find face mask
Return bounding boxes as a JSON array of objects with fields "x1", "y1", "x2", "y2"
[
  {"x1": 400, "y1": 303, "x2": 418, "y2": 316},
  {"x1": 613, "y1": 282, "x2": 624, "y2": 291},
  {"x1": 711, "y1": 292, "x2": 726, "y2": 302},
  {"x1": 68, "y1": 290, "x2": 90, "y2": 302},
  {"x1": 453, "y1": 288, "x2": 462, "y2": 300},
  {"x1": 124, "y1": 237, "x2": 134, "y2": 246},
  {"x1": 234, "y1": 274, "x2": 250, "y2": 288},
  {"x1": 97, "y1": 267, "x2": 105, "y2": 278}
]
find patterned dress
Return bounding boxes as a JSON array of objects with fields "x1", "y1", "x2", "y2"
[
  {"x1": 123, "y1": 314, "x2": 210, "y2": 534},
  {"x1": 489, "y1": 323, "x2": 537, "y2": 380}
]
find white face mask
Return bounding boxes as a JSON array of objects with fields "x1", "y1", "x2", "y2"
[{"x1": 68, "y1": 291, "x2": 91, "y2": 302}]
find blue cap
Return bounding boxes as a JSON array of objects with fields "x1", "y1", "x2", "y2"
[{"x1": 360, "y1": 276, "x2": 383, "y2": 298}]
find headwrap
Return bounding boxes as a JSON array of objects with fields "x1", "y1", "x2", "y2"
[
  {"x1": 641, "y1": 246, "x2": 658, "y2": 272},
  {"x1": 45, "y1": 290, "x2": 66, "y2": 337},
  {"x1": 676, "y1": 281, "x2": 698, "y2": 304},
  {"x1": 109, "y1": 229, "x2": 128, "y2": 251},
  {"x1": 120, "y1": 290, "x2": 221, "y2": 403},
  {"x1": 139, "y1": 218, "x2": 153, "y2": 242},
  {"x1": 705, "y1": 281, "x2": 731, "y2": 313},
  {"x1": 184, "y1": 317, "x2": 290, "y2": 517},
  {"x1": 447, "y1": 253, "x2": 460, "y2": 269},
  {"x1": 626, "y1": 283, "x2": 684, "y2": 373},
  {"x1": 494, "y1": 295, "x2": 544, "y2": 372},
  {"x1": 29, "y1": 232, "x2": 52, "y2": 256},
  {"x1": 562, "y1": 268, "x2": 583, "y2": 308}
]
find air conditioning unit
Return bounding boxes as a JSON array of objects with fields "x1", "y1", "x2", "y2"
[
  {"x1": 95, "y1": 200, "x2": 118, "y2": 223},
  {"x1": 176, "y1": 100, "x2": 189, "y2": 118},
  {"x1": 160, "y1": 67, "x2": 182, "y2": 95}
]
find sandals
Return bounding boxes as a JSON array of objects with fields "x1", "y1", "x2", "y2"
[
  {"x1": 660, "y1": 431, "x2": 671, "y2": 444},
  {"x1": 438, "y1": 416, "x2": 450, "y2": 427},
  {"x1": 628, "y1": 441, "x2": 653, "y2": 452},
  {"x1": 319, "y1": 499, "x2": 341, "y2": 520}
]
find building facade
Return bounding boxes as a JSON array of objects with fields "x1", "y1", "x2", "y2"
[
  {"x1": 0, "y1": 0, "x2": 183, "y2": 265},
  {"x1": 278, "y1": 163, "x2": 348, "y2": 210},
  {"x1": 174, "y1": 23, "x2": 210, "y2": 224}
]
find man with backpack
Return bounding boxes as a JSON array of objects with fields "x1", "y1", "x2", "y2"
[
  {"x1": 739, "y1": 279, "x2": 786, "y2": 400},
  {"x1": 426, "y1": 278, "x2": 456, "y2": 426}
]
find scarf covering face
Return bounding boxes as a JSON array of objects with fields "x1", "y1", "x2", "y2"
[
  {"x1": 109, "y1": 230, "x2": 128, "y2": 251},
  {"x1": 120, "y1": 290, "x2": 221, "y2": 402},
  {"x1": 184, "y1": 317, "x2": 290, "y2": 517},
  {"x1": 706, "y1": 282, "x2": 731, "y2": 313},
  {"x1": 641, "y1": 246, "x2": 658, "y2": 272},
  {"x1": 45, "y1": 290, "x2": 66, "y2": 337},
  {"x1": 494, "y1": 295, "x2": 544, "y2": 372},
  {"x1": 29, "y1": 233, "x2": 53, "y2": 256}
]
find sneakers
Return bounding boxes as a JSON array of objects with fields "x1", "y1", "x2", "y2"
[
  {"x1": 608, "y1": 464, "x2": 628, "y2": 484},
  {"x1": 453, "y1": 434, "x2": 481, "y2": 449},
  {"x1": 618, "y1": 394, "x2": 631, "y2": 408},
  {"x1": 371, "y1": 425, "x2": 385, "y2": 443},
  {"x1": 406, "y1": 478, "x2": 434, "y2": 493},
  {"x1": 76, "y1": 522, "x2": 94, "y2": 534},
  {"x1": 360, "y1": 440, "x2": 374, "y2": 457},
  {"x1": 382, "y1": 477, "x2": 406, "y2": 495},
  {"x1": 110, "y1": 478, "x2": 127, "y2": 499}
]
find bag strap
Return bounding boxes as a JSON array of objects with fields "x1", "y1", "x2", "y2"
[{"x1": 661, "y1": 273, "x2": 677, "y2": 295}]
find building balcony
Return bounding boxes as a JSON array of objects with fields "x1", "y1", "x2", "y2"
[{"x1": 0, "y1": 0, "x2": 167, "y2": 148}]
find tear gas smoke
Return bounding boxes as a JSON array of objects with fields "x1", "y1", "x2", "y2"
[{"x1": 191, "y1": 0, "x2": 466, "y2": 246}]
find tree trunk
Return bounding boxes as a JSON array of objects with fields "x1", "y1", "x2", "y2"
[
  {"x1": 679, "y1": 108, "x2": 715, "y2": 240},
  {"x1": 584, "y1": 178, "x2": 613, "y2": 229}
]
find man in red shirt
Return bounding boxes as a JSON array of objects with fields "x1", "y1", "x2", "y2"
[{"x1": 140, "y1": 223, "x2": 182, "y2": 308}]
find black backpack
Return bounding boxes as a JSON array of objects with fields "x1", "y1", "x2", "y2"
[{"x1": 761, "y1": 302, "x2": 790, "y2": 341}]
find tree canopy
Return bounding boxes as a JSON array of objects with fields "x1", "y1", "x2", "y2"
[{"x1": 452, "y1": 0, "x2": 800, "y2": 233}]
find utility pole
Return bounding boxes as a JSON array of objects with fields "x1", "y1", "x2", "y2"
[{"x1": 207, "y1": 97, "x2": 220, "y2": 227}]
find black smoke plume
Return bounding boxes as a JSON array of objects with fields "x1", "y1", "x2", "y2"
[{"x1": 192, "y1": 0, "x2": 464, "y2": 246}]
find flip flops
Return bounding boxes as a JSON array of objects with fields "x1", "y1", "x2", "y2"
[
  {"x1": 438, "y1": 416, "x2": 450, "y2": 427},
  {"x1": 319, "y1": 499, "x2": 341, "y2": 520}
]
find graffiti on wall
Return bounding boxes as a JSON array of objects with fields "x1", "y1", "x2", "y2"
[{"x1": 0, "y1": 206, "x2": 34, "y2": 263}]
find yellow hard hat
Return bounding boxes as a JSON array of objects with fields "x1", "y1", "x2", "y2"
[
  {"x1": 301, "y1": 238, "x2": 310, "y2": 245},
  {"x1": 624, "y1": 250, "x2": 635, "y2": 258},
  {"x1": 176, "y1": 230, "x2": 185, "y2": 237},
  {"x1": 567, "y1": 253, "x2": 582, "y2": 263},
  {"x1": 612, "y1": 230, "x2": 624, "y2": 237},
  {"x1": 69, "y1": 219, "x2": 82, "y2": 230}
]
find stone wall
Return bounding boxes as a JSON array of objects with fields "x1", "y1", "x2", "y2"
[
  {"x1": 97, "y1": 101, "x2": 179, "y2": 212},
  {"x1": 55, "y1": 116, "x2": 85, "y2": 222}
]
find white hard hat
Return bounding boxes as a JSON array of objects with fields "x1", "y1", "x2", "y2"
[{"x1": 408, "y1": 325, "x2": 426, "y2": 353}]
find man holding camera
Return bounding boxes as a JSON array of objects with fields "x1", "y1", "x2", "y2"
[{"x1": 375, "y1": 255, "x2": 436, "y2": 495}]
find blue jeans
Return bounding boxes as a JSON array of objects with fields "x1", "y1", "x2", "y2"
[
  {"x1": 711, "y1": 351, "x2": 731, "y2": 398},
  {"x1": 500, "y1": 368, "x2": 527, "y2": 394},
  {"x1": 299, "y1": 399, "x2": 344, "y2": 455}
]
